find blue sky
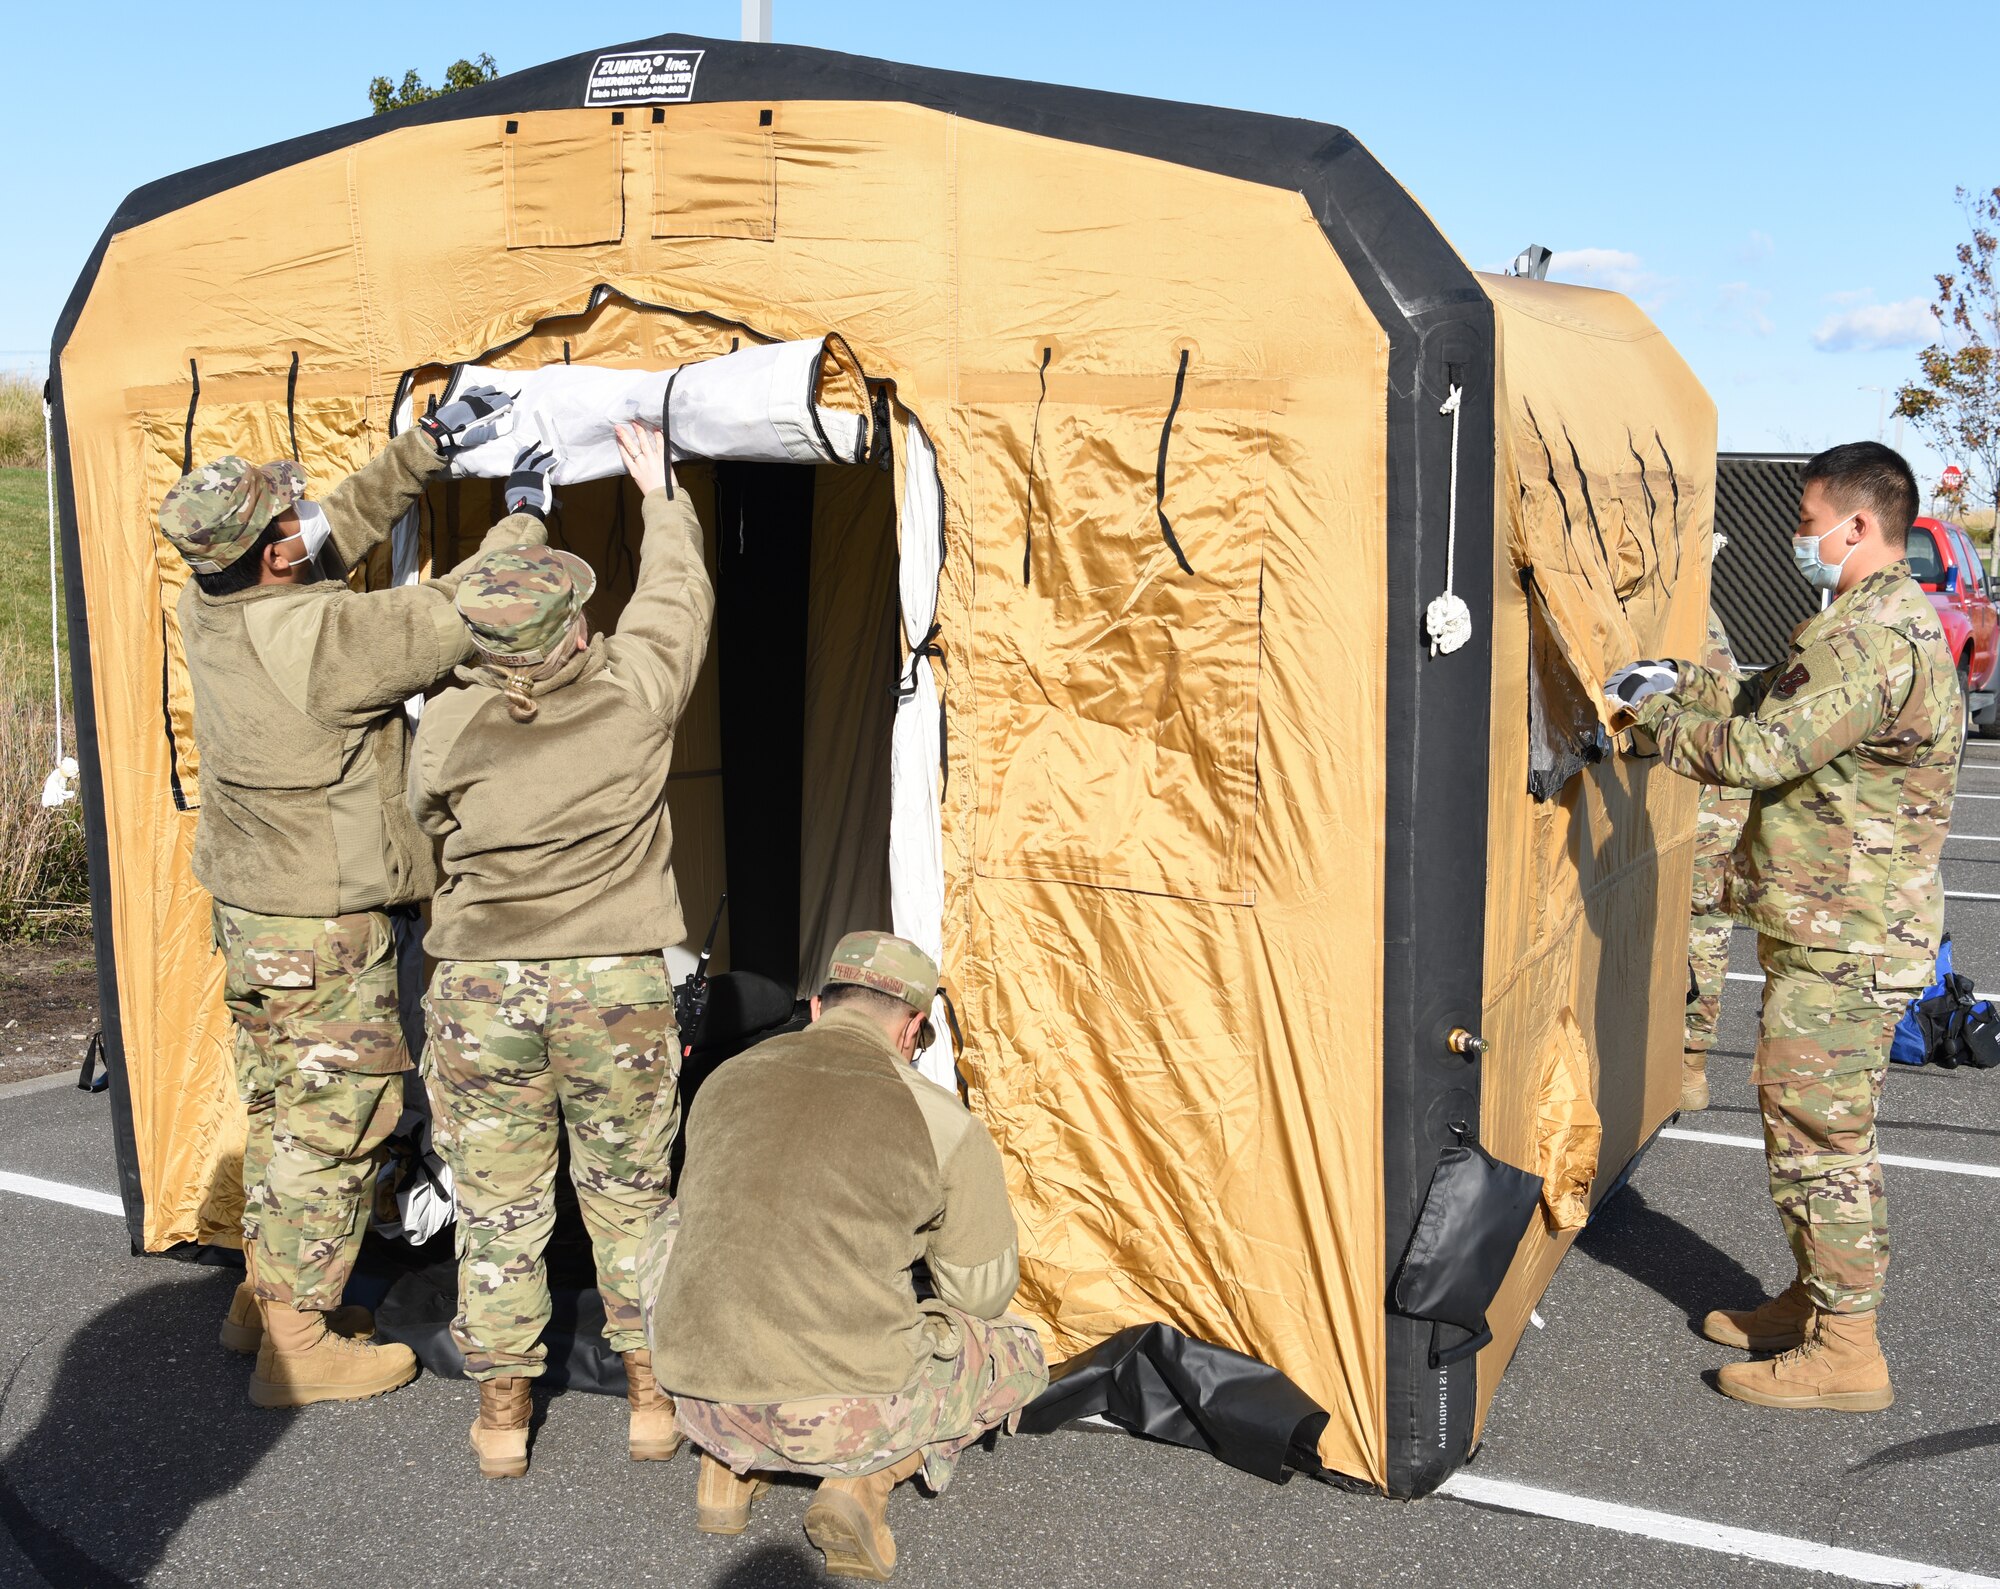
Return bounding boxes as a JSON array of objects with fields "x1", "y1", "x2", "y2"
[{"x1": 2, "y1": 0, "x2": 1991, "y2": 483}]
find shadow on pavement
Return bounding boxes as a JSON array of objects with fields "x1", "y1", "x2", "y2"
[
  {"x1": 709, "y1": 1543, "x2": 825, "y2": 1585},
  {"x1": 1849, "y1": 1422, "x2": 2000, "y2": 1474},
  {"x1": 0, "y1": 1272, "x2": 290, "y2": 1586},
  {"x1": 1577, "y1": 1185, "x2": 1768, "y2": 1327}
]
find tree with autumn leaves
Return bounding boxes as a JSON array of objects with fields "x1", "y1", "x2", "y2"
[{"x1": 1897, "y1": 187, "x2": 2000, "y2": 532}]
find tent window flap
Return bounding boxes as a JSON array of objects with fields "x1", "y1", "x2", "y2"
[
  {"x1": 503, "y1": 113, "x2": 626, "y2": 249},
  {"x1": 652, "y1": 110, "x2": 776, "y2": 241}
]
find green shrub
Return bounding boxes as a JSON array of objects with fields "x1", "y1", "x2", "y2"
[{"x1": 0, "y1": 376, "x2": 45, "y2": 469}]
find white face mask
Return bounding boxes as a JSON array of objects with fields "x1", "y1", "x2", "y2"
[
  {"x1": 1791, "y1": 510, "x2": 1860, "y2": 593},
  {"x1": 289, "y1": 501, "x2": 332, "y2": 563}
]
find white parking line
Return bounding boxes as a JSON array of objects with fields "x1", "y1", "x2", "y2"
[
  {"x1": 1660, "y1": 1127, "x2": 2000, "y2": 1180},
  {"x1": 1439, "y1": 1474, "x2": 2000, "y2": 1588},
  {"x1": 0, "y1": 1170, "x2": 122, "y2": 1216}
]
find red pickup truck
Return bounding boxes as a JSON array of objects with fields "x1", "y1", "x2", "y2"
[{"x1": 1906, "y1": 515, "x2": 1999, "y2": 737}]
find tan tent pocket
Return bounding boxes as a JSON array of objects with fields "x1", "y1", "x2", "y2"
[
  {"x1": 651, "y1": 106, "x2": 776, "y2": 240},
  {"x1": 1532, "y1": 1006, "x2": 1601, "y2": 1230},
  {"x1": 504, "y1": 112, "x2": 626, "y2": 248},
  {"x1": 969, "y1": 393, "x2": 1268, "y2": 904}
]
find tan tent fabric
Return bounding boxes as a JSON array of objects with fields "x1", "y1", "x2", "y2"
[{"x1": 52, "y1": 49, "x2": 1715, "y2": 1493}]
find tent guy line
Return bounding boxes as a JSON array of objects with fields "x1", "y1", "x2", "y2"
[
  {"x1": 1437, "y1": 1474, "x2": 2000, "y2": 1588},
  {"x1": 1658, "y1": 1128, "x2": 2000, "y2": 1180}
]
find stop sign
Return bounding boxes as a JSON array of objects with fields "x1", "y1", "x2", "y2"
[{"x1": 1942, "y1": 464, "x2": 1965, "y2": 494}]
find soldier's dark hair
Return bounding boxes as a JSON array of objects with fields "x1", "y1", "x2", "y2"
[
  {"x1": 1802, "y1": 442, "x2": 1918, "y2": 549},
  {"x1": 817, "y1": 983, "x2": 913, "y2": 1024},
  {"x1": 192, "y1": 523, "x2": 284, "y2": 596}
]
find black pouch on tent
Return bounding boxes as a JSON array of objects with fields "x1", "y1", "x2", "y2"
[{"x1": 1391, "y1": 1125, "x2": 1544, "y2": 1367}]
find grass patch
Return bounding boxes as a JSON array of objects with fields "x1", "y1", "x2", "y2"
[
  {"x1": 0, "y1": 634, "x2": 89, "y2": 940},
  {"x1": 0, "y1": 465, "x2": 64, "y2": 707}
]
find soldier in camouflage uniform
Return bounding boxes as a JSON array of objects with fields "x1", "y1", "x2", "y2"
[
  {"x1": 1614, "y1": 442, "x2": 1957, "y2": 1413},
  {"x1": 646, "y1": 931, "x2": 1047, "y2": 1582},
  {"x1": 160, "y1": 384, "x2": 531, "y2": 1407},
  {"x1": 1682, "y1": 610, "x2": 1752, "y2": 1110},
  {"x1": 410, "y1": 422, "x2": 713, "y2": 1478}
]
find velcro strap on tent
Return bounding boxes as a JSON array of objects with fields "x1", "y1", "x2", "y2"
[
  {"x1": 285, "y1": 352, "x2": 301, "y2": 462},
  {"x1": 438, "y1": 335, "x2": 872, "y2": 486},
  {"x1": 1155, "y1": 348, "x2": 1194, "y2": 576},
  {"x1": 1021, "y1": 345, "x2": 1051, "y2": 585},
  {"x1": 180, "y1": 359, "x2": 200, "y2": 476}
]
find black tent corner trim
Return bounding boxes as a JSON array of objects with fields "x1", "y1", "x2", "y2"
[
  {"x1": 51, "y1": 32, "x2": 1497, "y2": 1493},
  {"x1": 1018, "y1": 1323, "x2": 1331, "y2": 1486}
]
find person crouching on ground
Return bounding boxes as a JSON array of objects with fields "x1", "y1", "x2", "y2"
[
  {"x1": 642, "y1": 932, "x2": 1049, "y2": 1582},
  {"x1": 409, "y1": 422, "x2": 714, "y2": 1477},
  {"x1": 158, "y1": 385, "x2": 536, "y2": 1408}
]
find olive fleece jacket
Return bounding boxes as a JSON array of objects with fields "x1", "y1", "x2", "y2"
[
  {"x1": 179, "y1": 428, "x2": 545, "y2": 917},
  {"x1": 411, "y1": 486, "x2": 715, "y2": 961},
  {"x1": 652, "y1": 1007, "x2": 1024, "y2": 1404}
]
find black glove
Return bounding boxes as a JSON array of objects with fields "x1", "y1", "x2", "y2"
[
  {"x1": 503, "y1": 443, "x2": 557, "y2": 521},
  {"x1": 418, "y1": 383, "x2": 513, "y2": 458}
]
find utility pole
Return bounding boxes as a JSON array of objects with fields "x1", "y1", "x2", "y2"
[
  {"x1": 742, "y1": 0, "x2": 772, "y2": 42},
  {"x1": 1859, "y1": 385, "x2": 1887, "y2": 442}
]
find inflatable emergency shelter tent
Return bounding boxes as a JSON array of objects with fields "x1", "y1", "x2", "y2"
[{"x1": 49, "y1": 34, "x2": 1715, "y2": 1496}]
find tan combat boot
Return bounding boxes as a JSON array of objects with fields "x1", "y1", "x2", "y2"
[
  {"x1": 470, "y1": 1377, "x2": 534, "y2": 1479},
  {"x1": 622, "y1": 1349, "x2": 684, "y2": 1461},
  {"x1": 804, "y1": 1451, "x2": 925, "y2": 1581},
  {"x1": 1701, "y1": 1280, "x2": 1814, "y2": 1352},
  {"x1": 1715, "y1": 1309, "x2": 1894, "y2": 1412},
  {"x1": 219, "y1": 1278, "x2": 375, "y2": 1356},
  {"x1": 1679, "y1": 1049, "x2": 1709, "y2": 1112},
  {"x1": 696, "y1": 1453, "x2": 772, "y2": 1535},
  {"x1": 248, "y1": 1303, "x2": 418, "y2": 1408}
]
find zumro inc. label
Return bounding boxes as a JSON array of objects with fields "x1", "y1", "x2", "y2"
[{"x1": 583, "y1": 49, "x2": 703, "y2": 107}]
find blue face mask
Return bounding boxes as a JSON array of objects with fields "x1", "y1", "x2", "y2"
[{"x1": 1791, "y1": 511, "x2": 1860, "y2": 593}]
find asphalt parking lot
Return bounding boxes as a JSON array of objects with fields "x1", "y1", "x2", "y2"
[{"x1": 4, "y1": 752, "x2": 2000, "y2": 1587}]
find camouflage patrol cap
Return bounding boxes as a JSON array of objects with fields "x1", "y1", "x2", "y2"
[
  {"x1": 158, "y1": 457, "x2": 306, "y2": 574},
  {"x1": 823, "y1": 931, "x2": 939, "y2": 1014},
  {"x1": 454, "y1": 546, "x2": 599, "y2": 665}
]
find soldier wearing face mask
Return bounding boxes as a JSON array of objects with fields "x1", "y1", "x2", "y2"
[
  {"x1": 1604, "y1": 441, "x2": 1959, "y2": 1416},
  {"x1": 158, "y1": 387, "x2": 545, "y2": 1408}
]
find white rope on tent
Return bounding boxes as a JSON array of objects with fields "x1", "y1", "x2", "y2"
[
  {"x1": 40, "y1": 395, "x2": 77, "y2": 809},
  {"x1": 1425, "y1": 384, "x2": 1473, "y2": 658}
]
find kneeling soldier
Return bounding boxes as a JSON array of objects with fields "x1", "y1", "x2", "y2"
[
  {"x1": 159, "y1": 385, "x2": 534, "y2": 1406},
  {"x1": 643, "y1": 932, "x2": 1049, "y2": 1582}
]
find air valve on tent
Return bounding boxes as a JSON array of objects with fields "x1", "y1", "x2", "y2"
[{"x1": 1447, "y1": 1028, "x2": 1489, "y2": 1058}]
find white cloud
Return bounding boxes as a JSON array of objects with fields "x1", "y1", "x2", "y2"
[
  {"x1": 1716, "y1": 281, "x2": 1774, "y2": 336},
  {"x1": 1546, "y1": 247, "x2": 1656, "y2": 296},
  {"x1": 1811, "y1": 296, "x2": 1937, "y2": 353},
  {"x1": 1738, "y1": 229, "x2": 1775, "y2": 264}
]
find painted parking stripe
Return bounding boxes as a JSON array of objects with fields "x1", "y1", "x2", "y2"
[
  {"x1": 1660, "y1": 1127, "x2": 2000, "y2": 1180},
  {"x1": 1438, "y1": 1474, "x2": 2000, "y2": 1588},
  {"x1": 0, "y1": 1170, "x2": 122, "y2": 1216}
]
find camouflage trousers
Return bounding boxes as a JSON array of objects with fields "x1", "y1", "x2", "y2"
[
  {"x1": 675, "y1": 1307, "x2": 1049, "y2": 1493},
  {"x1": 1753, "y1": 936, "x2": 1927, "y2": 1312},
  {"x1": 1684, "y1": 784, "x2": 1747, "y2": 1052},
  {"x1": 215, "y1": 904, "x2": 409, "y2": 1311},
  {"x1": 423, "y1": 955, "x2": 679, "y2": 1379}
]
